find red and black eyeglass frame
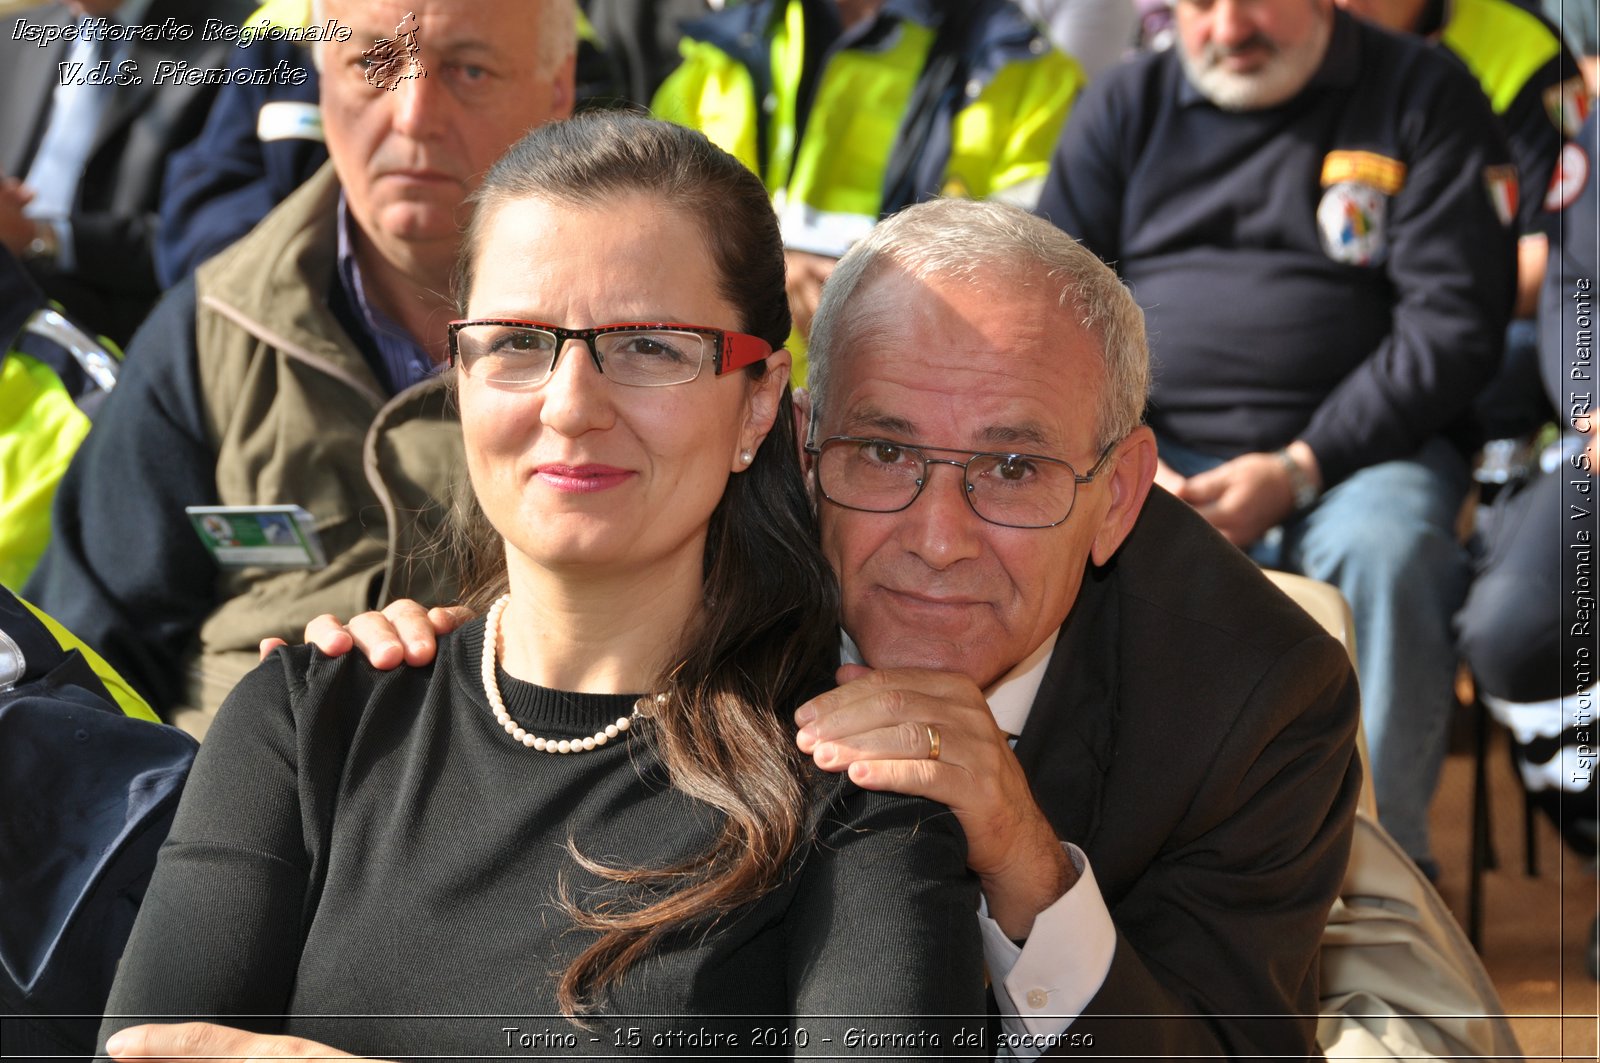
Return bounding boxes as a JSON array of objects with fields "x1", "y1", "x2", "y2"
[{"x1": 446, "y1": 318, "x2": 774, "y2": 377}]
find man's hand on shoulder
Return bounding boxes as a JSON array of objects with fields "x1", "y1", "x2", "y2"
[
  {"x1": 258, "y1": 599, "x2": 473, "y2": 666},
  {"x1": 795, "y1": 665, "x2": 1077, "y2": 939}
]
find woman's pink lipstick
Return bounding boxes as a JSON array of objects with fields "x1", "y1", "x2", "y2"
[{"x1": 535, "y1": 464, "x2": 634, "y2": 493}]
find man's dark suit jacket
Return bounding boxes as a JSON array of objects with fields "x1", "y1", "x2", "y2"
[
  {"x1": 0, "y1": 0, "x2": 250, "y2": 345},
  {"x1": 1017, "y1": 488, "x2": 1361, "y2": 1059}
]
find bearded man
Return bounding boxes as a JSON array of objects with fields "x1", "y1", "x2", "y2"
[{"x1": 1036, "y1": 0, "x2": 1517, "y2": 876}]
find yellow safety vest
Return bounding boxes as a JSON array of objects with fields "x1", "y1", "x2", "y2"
[
  {"x1": 1441, "y1": 0, "x2": 1562, "y2": 117},
  {"x1": 0, "y1": 310, "x2": 120, "y2": 593}
]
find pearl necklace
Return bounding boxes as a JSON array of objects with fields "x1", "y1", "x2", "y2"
[{"x1": 481, "y1": 593, "x2": 653, "y2": 753}]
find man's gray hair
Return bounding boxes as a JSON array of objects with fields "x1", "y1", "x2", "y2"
[
  {"x1": 311, "y1": 0, "x2": 577, "y2": 72},
  {"x1": 806, "y1": 199, "x2": 1149, "y2": 452}
]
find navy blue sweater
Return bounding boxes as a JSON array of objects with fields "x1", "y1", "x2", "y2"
[{"x1": 1037, "y1": 11, "x2": 1517, "y2": 487}]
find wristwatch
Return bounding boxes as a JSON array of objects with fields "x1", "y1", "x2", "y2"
[
  {"x1": 24, "y1": 219, "x2": 60, "y2": 263},
  {"x1": 1274, "y1": 448, "x2": 1320, "y2": 512}
]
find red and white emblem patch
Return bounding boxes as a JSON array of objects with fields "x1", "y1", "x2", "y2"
[
  {"x1": 1483, "y1": 165, "x2": 1519, "y2": 227},
  {"x1": 1545, "y1": 141, "x2": 1590, "y2": 213}
]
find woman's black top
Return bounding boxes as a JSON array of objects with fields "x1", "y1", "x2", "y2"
[{"x1": 98, "y1": 620, "x2": 983, "y2": 1058}]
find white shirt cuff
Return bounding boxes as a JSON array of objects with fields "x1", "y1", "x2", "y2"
[{"x1": 979, "y1": 843, "x2": 1116, "y2": 1061}]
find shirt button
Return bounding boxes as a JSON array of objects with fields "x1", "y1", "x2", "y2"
[
  {"x1": 965, "y1": 77, "x2": 983, "y2": 100},
  {"x1": 1025, "y1": 988, "x2": 1049, "y2": 1009}
]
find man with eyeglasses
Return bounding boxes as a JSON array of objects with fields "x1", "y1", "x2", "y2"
[
  {"x1": 788, "y1": 199, "x2": 1357, "y2": 1058},
  {"x1": 162, "y1": 197, "x2": 1358, "y2": 1063},
  {"x1": 26, "y1": 0, "x2": 577, "y2": 734}
]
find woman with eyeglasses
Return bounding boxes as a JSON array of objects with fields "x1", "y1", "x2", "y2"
[{"x1": 98, "y1": 113, "x2": 981, "y2": 1059}]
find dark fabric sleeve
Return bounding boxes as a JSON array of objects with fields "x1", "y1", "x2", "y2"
[
  {"x1": 1503, "y1": 48, "x2": 1575, "y2": 238},
  {"x1": 1033, "y1": 69, "x2": 1130, "y2": 263},
  {"x1": 786, "y1": 785, "x2": 985, "y2": 1058},
  {"x1": 1299, "y1": 69, "x2": 1516, "y2": 485},
  {"x1": 155, "y1": 40, "x2": 324, "y2": 287},
  {"x1": 1458, "y1": 462, "x2": 1582, "y2": 700},
  {"x1": 1540, "y1": 114, "x2": 1598, "y2": 404},
  {"x1": 23, "y1": 278, "x2": 220, "y2": 714},
  {"x1": 24, "y1": 237, "x2": 160, "y2": 349},
  {"x1": 60, "y1": 212, "x2": 158, "y2": 292},
  {"x1": 96, "y1": 653, "x2": 308, "y2": 1050},
  {"x1": 1066, "y1": 635, "x2": 1362, "y2": 1060}
]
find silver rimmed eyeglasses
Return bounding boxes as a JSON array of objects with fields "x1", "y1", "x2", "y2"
[
  {"x1": 804, "y1": 436, "x2": 1120, "y2": 529},
  {"x1": 447, "y1": 319, "x2": 773, "y2": 388}
]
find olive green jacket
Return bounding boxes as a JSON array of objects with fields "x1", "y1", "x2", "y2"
[{"x1": 184, "y1": 163, "x2": 465, "y2": 731}]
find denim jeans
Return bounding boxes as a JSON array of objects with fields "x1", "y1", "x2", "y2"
[{"x1": 1159, "y1": 436, "x2": 1472, "y2": 863}]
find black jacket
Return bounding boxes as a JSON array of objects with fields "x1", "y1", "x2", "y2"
[{"x1": 1023, "y1": 488, "x2": 1361, "y2": 1058}]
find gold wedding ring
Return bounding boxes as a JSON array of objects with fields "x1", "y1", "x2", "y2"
[{"x1": 925, "y1": 723, "x2": 942, "y2": 762}]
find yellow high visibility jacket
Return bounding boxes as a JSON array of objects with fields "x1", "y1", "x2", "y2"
[
  {"x1": 653, "y1": 0, "x2": 1082, "y2": 380},
  {"x1": 0, "y1": 307, "x2": 120, "y2": 592}
]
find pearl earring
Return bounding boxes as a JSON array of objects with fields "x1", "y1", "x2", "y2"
[{"x1": 740, "y1": 450, "x2": 753, "y2": 465}]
